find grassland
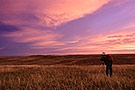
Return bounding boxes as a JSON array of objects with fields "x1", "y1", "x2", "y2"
[
  {"x1": 0, "y1": 54, "x2": 135, "y2": 90},
  {"x1": 0, "y1": 65, "x2": 135, "y2": 90}
]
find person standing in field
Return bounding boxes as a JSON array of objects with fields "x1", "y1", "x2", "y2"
[{"x1": 100, "y1": 52, "x2": 113, "y2": 77}]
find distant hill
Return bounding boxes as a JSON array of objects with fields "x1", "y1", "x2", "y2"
[{"x1": 0, "y1": 54, "x2": 135, "y2": 65}]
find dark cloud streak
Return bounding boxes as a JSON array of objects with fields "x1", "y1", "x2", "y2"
[{"x1": 0, "y1": 22, "x2": 19, "y2": 34}]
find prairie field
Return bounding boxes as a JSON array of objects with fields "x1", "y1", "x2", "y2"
[
  {"x1": 0, "y1": 54, "x2": 135, "y2": 90},
  {"x1": 0, "y1": 65, "x2": 135, "y2": 90}
]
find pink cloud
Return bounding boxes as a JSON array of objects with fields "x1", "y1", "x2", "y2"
[
  {"x1": 0, "y1": 48, "x2": 4, "y2": 50},
  {"x1": 0, "y1": 0, "x2": 134, "y2": 55},
  {"x1": 3, "y1": 28, "x2": 63, "y2": 48},
  {"x1": 2, "y1": 23, "x2": 135, "y2": 54},
  {"x1": 57, "y1": 25, "x2": 135, "y2": 54},
  {"x1": 36, "y1": 0, "x2": 111, "y2": 27},
  {"x1": 87, "y1": 25, "x2": 135, "y2": 51},
  {"x1": 0, "y1": 0, "x2": 111, "y2": 27}
]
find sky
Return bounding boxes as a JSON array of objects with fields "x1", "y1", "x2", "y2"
[{"x1": 0, "y1": 0, "x2": 135, "y2": 56}]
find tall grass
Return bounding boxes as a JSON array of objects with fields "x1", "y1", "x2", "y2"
[{"x1": 0, "y1": 65, "x2": 135, "y2": 90}]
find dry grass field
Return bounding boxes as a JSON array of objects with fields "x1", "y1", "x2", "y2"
[
  {"x1": 0, "y1": 65, "x2": 135, "y2": 90},
  {"x1": 0, "y1": 54, "x2": 135, "y2": 90}
]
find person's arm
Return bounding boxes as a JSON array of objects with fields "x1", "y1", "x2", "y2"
[{"x1": 100, "y1": 56, "x2": 104, "y2": 65}]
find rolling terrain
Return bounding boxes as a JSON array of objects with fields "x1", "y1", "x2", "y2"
[{"x1": 0, "y1": 54, "x2": 135, "y2": 65}]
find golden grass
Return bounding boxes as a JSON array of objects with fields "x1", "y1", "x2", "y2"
[{"x1": 0, "y1": 65, "x2": 135, "y2": 90}]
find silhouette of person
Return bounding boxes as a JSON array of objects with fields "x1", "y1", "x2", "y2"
[{"x1": 100, "y1": 52, "x2": 113, "y2": 77}]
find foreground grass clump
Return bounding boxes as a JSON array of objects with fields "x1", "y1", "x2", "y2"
[{"x1": 0, "y1": 65, "x2": 135, "y2": 90}]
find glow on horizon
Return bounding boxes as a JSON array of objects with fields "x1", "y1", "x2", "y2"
[{"x1": 0, "y1": 0, "x2": 135, "y2": 56}]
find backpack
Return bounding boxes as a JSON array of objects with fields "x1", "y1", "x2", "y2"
[
  {"x1": 107, "y1": 54, "x2": 113, "y2": 62},
  {"x1": 100, "y1": 55, "x2": 113, "y2": 65}
]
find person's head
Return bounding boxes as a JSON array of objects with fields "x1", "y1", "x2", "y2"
[{"x1": 102, "y1": 52, "x2": 106, "y2": 55}]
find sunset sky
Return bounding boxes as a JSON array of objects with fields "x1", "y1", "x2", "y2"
[{"x1": 0, "y1": 0, "x2": 135, "y2": 56}]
